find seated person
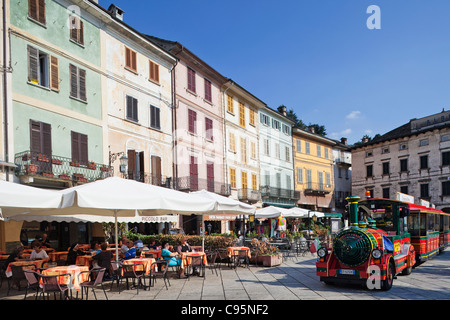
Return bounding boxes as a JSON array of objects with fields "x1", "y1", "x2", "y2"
[
  {"x1": 29, "y1": 244, "x2": 49, "y2": 261},
  {"x1": 90, "y1": 242, "x2": 101, "y2": 256},
  {"x1": 120, "y1": 240, "x2": 136, "y2": 260},
  {"x1": 92, "y1": 242, "x2": 113, "y2": 279},
  {"x1": 4, "y1": 246, "x2": 26, "y2": 267},
  {"x1": 40, "y1": 233, "x2": 52, "y2": 248},
  {"x1": 177, "y1": 237, "x2": 192, "y2": 254},
  {"x1": 67, "y1": 243, "x2": 87, "y2": 265},
  {"x1": 147, "y1": 239, "x2": 158, "y2": 249},
  {"x1": 30, "y1": 235, "x2": 42, "y2": 249},
  {"x1": 161, "y1": 242, "x2": 186, "y2": 278}
]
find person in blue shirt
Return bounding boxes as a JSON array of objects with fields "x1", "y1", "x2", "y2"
[
  {"x1": 161, "y1": 241, "x2": 186, "y2": 278},
  {"x1": 120, "y1": 240, "x2": 136, "y2": 260}
]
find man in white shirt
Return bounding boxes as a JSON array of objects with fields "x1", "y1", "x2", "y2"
[{"x1": 29, "y1": 245, "x2": 49, "y2": 261}]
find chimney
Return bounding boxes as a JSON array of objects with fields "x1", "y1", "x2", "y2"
[
  {"x1": 341, "y1": 137, "x2": 347, "y2": 145},
  {"x1": 108, "y1": 4, "x2": 124, "y2": 21},
  {"x1": 362, "y1": 137, "x2": 369, "y2": 143},
  {"x1": 277, "y1": 105, "x2": 287, "y2": 116},
  {"x1": 308, "y1": 125, "x2": 315, "y2": 134}
]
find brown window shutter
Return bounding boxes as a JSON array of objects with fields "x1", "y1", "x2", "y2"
[
  {"x1": 70, "y1": 64, "x2": 78, "y2": 98},
  {"x1": 71, "y1": 131, "x2": 80, "y2": 162},
  {"x1": 70, "y1": 16, "x2": 78, "y2": 42},
  {"x1": 127, "y1": 149, "x2": 136, "y2": 178},
  {"x1": 131, "y1": 50, "x2": 137, "y2": 71},
  {"x1": 30, "y1": 120, "x2": 42, "y2": 153},
  {"x1": 80, "y1": 134, "x2": 88, "y2": 165},
  {"x1": 78, "y1": 68, "x2": 86, "y2": 101},
  {"x1": 50, "y1": 56, "x2": 59, "y2": 91},
  {"x1": 125, "y1": 47, "x2": 130, "y2": 68},
  {"x1": 79, "y1": 20, "x2": 84, "y2": 45},
  {"x1": 28, "y1": 0, "x2": 38, "y2": 21},
  {"x1": 151, "y1": 155, "x2": 161, "y2": 183},
  {"x1": 27, "y1": 45, "x2": 39, "y2": 83},
  {"x1": 149, "y1": 61, "x2": 159, "y2": 82},
  {"x1": 42, "y1": 123, "x2": 52, "y2": 157},
  {"x1": 38, "y1": 0, "x2": 46, "y2": 24}
]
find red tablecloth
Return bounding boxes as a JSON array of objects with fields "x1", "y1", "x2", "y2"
[
  {"x1": 180, "y1": 252, "x2": 207, "y2": 269},
  {"x1": 5, "y1": 260, "x2": 47, "y2": 277},
  {"x1": 48, "y1": 251, "x2": 68, "y2": 262},
  {"x1": 227, "y1": 247, "x2": 251, "y2": 258},
  {"x1": 141, "y1": 249, "x2": 161, "y2": 259},
  {"x1": 121, "y1": 258, "x2": 156, "y2": 275},
  {"x1": 40, "y1": 265, "x2": 89, "y2": 291}
]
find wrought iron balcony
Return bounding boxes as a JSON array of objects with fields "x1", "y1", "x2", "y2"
[
  {"x1": 260, "y1": 185, "x2": 300, "y2": 200},
  {"x1": 15, "y1": 151, "x2": 113, "y2": 183},
  {"x1": 176, "y1": 176, "x2": 231, "y2": 195},
  {"x1": 237, "y1": 188, "x2": 261, "y2": 202},
  {"x1": 122, "y1": 172, "x2": 173, "y2": 188}
]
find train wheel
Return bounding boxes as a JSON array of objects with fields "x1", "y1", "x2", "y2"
[{"x1": 381, "y1": 260, "x2": 395, "y2": 291}]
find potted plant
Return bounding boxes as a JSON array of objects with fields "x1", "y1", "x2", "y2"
[
  {"x1": 250, "y1": 238, "x2": 283, "y2": 267},
  {"x1": 70, "y1": 160, "x2": 80, "y2": 167},
  {"x1": 58, "y1": 172, "x2": 71, "y2": 180},
  {"x1": 37, "y1": 154, "x2": 49, "y2": 162},
  {"x1": 52, "y1": 159, "x2": 63, "y2": 165},
  {"x1": 100, "y1": 165, "x2": 110, "y2": 172},
  {"x1": 42, "y1": 171, "x2": 54, "y2": 178},
  {"x1": 25, "y1": 164, "x2": 38, "y2": 175},
  {"x1": 87, "y1": 161, "x2": 96, "y2": 170}
]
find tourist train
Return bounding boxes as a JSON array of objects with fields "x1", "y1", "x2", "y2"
[{"x1": 316, "y1": 195, "x2": 450, "y2": 290}]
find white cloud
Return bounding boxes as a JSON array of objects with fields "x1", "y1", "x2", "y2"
[{"x1": 346, "y1": 111, "x2": 361, "y2": 119}]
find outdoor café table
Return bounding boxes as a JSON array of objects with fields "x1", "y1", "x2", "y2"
[
  {"x1": 121, "y1": 257, "x2": 156, "y2": 276},
  {"x1": 191, "y1": 246, "x2": 203, "y2": 252},
  {"x1": 226, "y1": 247, "x2": 251, "y2": 259},
  {"x1": 5, "y1": 259, "x2": 48, "y2": 277},
  {"x1": 180, "y1": 252, "x2": 207, "y2": 269},
  {"x1": 0, "y1": 254, "x2": 9, "y2": 259},
  {"x1": 40, "y1": 265, "x2": 89, "y2": 291},
  {"x1": 141, "y1": 249, "x2": 161, "y2": 259},
  {"x1": 48, "y1": 251, "x2": 68, "y2": 262},
  {"x1": 75, "y1": 254, "x2": 117, "y2": 267}
]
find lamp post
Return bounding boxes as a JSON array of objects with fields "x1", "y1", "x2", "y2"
[{"x1": 108, "y1": 146, "x2": 128, "y2": 175}]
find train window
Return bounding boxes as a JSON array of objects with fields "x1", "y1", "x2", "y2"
[
  {"x1": 435, "y1": 214, "x2": 440, "y2": 232},
  {"x1": 408, "y1": 214, "x2": 421, "y2": 236},
  {"x1": 427, "y1": 214, "x2": 436, "y2": 233},
  {"x1": 444, "y1": 216, "x2": 449, "y2": 231}
]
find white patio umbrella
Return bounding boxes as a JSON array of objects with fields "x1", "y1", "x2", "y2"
[
  {"x1": 0, "y1": 180, "x2": 63, "y2": 219},
  {"x1": 17, "y1": 177, "x2": 218, "y2": 261},
  {"x1": 190, "y1": 189, "x2": 257, "y2": 250},
  {"x1": 254, "y1": 206, "x2": 295, "y2": 219}
]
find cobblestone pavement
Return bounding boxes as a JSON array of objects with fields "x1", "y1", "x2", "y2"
[{"x1": 1, "y1": 250, "x2": 449, "y2": 301}]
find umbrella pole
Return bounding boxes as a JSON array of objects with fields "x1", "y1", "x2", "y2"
[
  {"x1": 115, "y1": 210, "x2": 119, "y2": 263},
  {"x1": 202, "y1": 215, "x2": 205, "y2": 252}
]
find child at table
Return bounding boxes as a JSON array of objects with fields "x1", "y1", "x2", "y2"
[
  {"x1": 29, "y1": 244, "x2": 49, "y2": 261},
  {"x1": 161, "y1": 242, "x2": 186, "y2": 278}
]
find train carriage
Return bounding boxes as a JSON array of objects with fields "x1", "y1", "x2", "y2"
[{"x1": 316, "y1": 196, "x2": 450, "y2": 291}]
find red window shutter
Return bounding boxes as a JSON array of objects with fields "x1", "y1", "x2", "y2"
[
  {"x1": 204, "y1": 79, "x2": 212, "y2": 102},
  {"x1": 188, "y1": 109, "x2": 196, "y2": 134},
  {"x1": 30, "y1": 120, "x2": 41, "y2": 153},
  {"x1": 205, "y1": 118, "x2": 213, "y2": 141},
  {"x1": 187, "y1": 68, "x2": 196, "y2": 92}
]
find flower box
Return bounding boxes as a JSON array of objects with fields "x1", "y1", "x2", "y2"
[
  {"x1": 58, "y1": 174, "x2": 71, "y2": 180},
  {"x1": 25, "y1": 164, "x2": 38, "y2": 175},
  {"x1": 42, "y1": 172, "x2": 54, "y2": 178},
  {"x1": 70, "y1": 161, "x2": 80, "y2": 167},
  {"x1": 37, "y1": 155, "x2": 50, "y2": 162},
  {"x1": 52, "y1": 159, "x2": 63, "y2": 165},
  {"x1": 251, "y1": 254, "x2": 283, "y2": 267},
  {"x1": 100, "y1": 166, "x2": 110, "y2": 172},
  {"x1": 87, "y1": 162, "x2": 97, "y2": 170}
]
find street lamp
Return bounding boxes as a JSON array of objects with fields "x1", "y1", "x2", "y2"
[{"x1": 109, "y1": 147, "x2": 128, "y2": 173}]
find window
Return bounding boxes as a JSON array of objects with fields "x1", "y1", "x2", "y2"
[
  {"x1": 442, "y1": 181, "x2": 450, "y2": 196},
  {"x1": 272, "y1": 119, "x2": 281, "y2": 131},
  {"x1": 285, "y1": 146, "x2": 290, "y2": 162},
  {"x1": 318, "y1": 171, "x2": 324, "y2": 190},
  {"x1": 71, "y1": 131, "x2": 88, "y2": 166},
  {"x1": 260, "y1": 113, "x2": 269, "y2": 126},
  {"x1": 382, "y1": 147, "x2": 389, "y2": 154},
  {"x1": 69, "y1": 64, "x2": 87, "y2": 101},
  {"x1": 239, "y1": 102, "x2": 245, "y2": 127},
  {"x1": 297, "y1": 168, "x2": 303, "y2": 184},
  {"x1": 420, "y1": 155, "x2": 428, "y2": 169},
  {"x1": 126, "y1": 95, "x2": 138, "y2": 122},
  {"x1": 189, "y1": 156, "x2": 198, "y2": 190},
  {"x1": 366, "y1": 164, "x2": 373, "y2": 178},
  {"x1": 317, "y1": 145, "x2": 321, "y2": 157},
  {"x1": 305, "y1": 142, "x2": 310, "y2": 154},
  {"x1": 419, "y1": 139, "x2": 429, "y2": 147},
  {"x1": 188, "y1": 109, "x2": 197, "y2": 134},
  {"x1": 296, "y1": 140, "x2": 301, "y2": 152},
  {"x1": 227, "y1": 95, "x2": 234, "y2": 113},
  {"x1": 400, "y1": 143, "x2": 408, "y2": 150},
  {"x1": 125, "y1": 47, "x2": 137, "y2": 72},
  {"x1": 149, "y1": 60, "x2": 159, "y2": 83},
  {"x1": 205, "y1": 117, "x2": 213, "y2": 141},
  {"x1": 252, "y1": 174, "x2": 257, "y2": 190},
  {"x1": 366, "y1": 151, "x2": 373, "y2": 157},
  {"x1": 420, "y1": 183, "x2": 429, "y2": 198},
  {"x1": 206, "y1": 161, "x2": 214, "y2": 192},
  {"x1": 400, "y1": 186, "x2": 408, "y2": 195},
  {"x1": 324, "y1": 147, "x2": 329, "y2": 159},
  {"x1": 150, "y1": 105, "x2": 160, "y2": 130},
  {"x1": 204, "y1": 79, "x2": 212, "y2": 102},
  {"x1": 28, "y1": 45, "x2": 57, "y2": 89},
  {"x1": 249, "y1": 109, "x2": 255, "y2": 126},
  {"x1": 443, "y1": 151, "x2": 450, "y2": 166},
  {"x1": 400, "y1": 158, "x2": 408, "y2": 172},
  {"x1": 251, "y1": 142, "x2": 256, "y2": 159},
  {"x1": 306, "y1": 169, "x2": 312, "y2": 189},
  {"x1": 275, "y1": 143, "x2": 280, "y2": 159},
  {"x1": 69, "y1": 15, "x2": 84, "y2": 45},
  {"x1": 187, "y1": 67, "x2": 196, "y2": 92},
  {"x1": 28, "y1": 0, "x2": 46, "y2": 25},
  {"x1": 383, "y1": 188, "x2": 390, "y2": 199},
  {"x1": 326, "y1": 172, "x2": 331, "y2": 187},
  {"x1": 264, "y1": 139, "x2": 270, "y2": 156},
  {"x1": 382, "y1": 162, "x2": 390, "y2": 175},
  {"x1": 230, "y1": 168, "x2": 236, "y2": 188},
  {"x1": 442, "y1": 135, "x2": 450, "y2": 142},
  {"x1": 282, "y1": 124, "x2": 290, "y2": 135},
  {"x1": 30, "y1": 120, "x2": 51, "y2": 157},
  {"x1": 229, "y1": 132, "x2": 236, "y2": 152},
  {"x1": 240, "y1": 137, "x2": 247, "y2": 164},
  {"x1": 242, "y1": 171, "x2": 248, "y2": 191}
]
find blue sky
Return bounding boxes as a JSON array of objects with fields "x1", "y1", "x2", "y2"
[{"x1": 98, "y1": 0, "x2": 450, "y2": 144}]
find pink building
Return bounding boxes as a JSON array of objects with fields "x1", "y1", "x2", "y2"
[{"x1": 148, "y1": 36, "x2": 229, "y2": 233}]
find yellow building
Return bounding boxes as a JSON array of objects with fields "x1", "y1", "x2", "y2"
[{"x1": 293, "y1": 127, "x2": 335, "y2": 211}]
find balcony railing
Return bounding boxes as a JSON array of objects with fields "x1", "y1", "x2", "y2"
[
  {"x1": 176, "y1": 176, "x2": 231, "y2": 195},
  {"x1": 122, "y1": 172, "x2": 173, "y2": 188},
  {"x1": 238, "y1": 188, "x2": 261, "y2": 202},
  {"x1": 15, "y1": 151, "x2": 113, "y2": 183},
  {"x1": 260, "y1": 185, "x2": 300, "y2": 200},
  {"x1": 302, "y1": 182, "x2": 333, "y2": 195}
]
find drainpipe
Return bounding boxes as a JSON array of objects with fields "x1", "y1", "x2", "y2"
[
  {"x1": 222, "y1": 80, "x2": 234, "y2": 193},
  {"x1": 171, "y1": 44, "x2": 183, "y2": 190},
  {"x1": 2, "y1": 0, "x2": 9, "y2": 181}
]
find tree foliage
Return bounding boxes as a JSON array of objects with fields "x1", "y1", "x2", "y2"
[{"x1": 285, "y1": 107, "x2": 327, "y2": 136}]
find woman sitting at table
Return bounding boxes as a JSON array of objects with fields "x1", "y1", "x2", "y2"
[
  {"x1": 4, "y1": 246, "x2": 26, "y2": 266},
  {"x1": 161, "y1": 242, "x2": 186, "y2": 278},
  {"x1": 176, "y1": 237, "x2": 192, "y2": 254},
  {"x1": 67, "y1": 243, "x2": 86, "y2": 265},
  {"x1": 29, "y1": 244, "x2": 49, "y2": 261},
  {"x1": 90, "y1": 241, "x2": 101, "y2": 256},
  {"x1": 92, "y1": 242, "x2": 113, "y2": 279}
]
